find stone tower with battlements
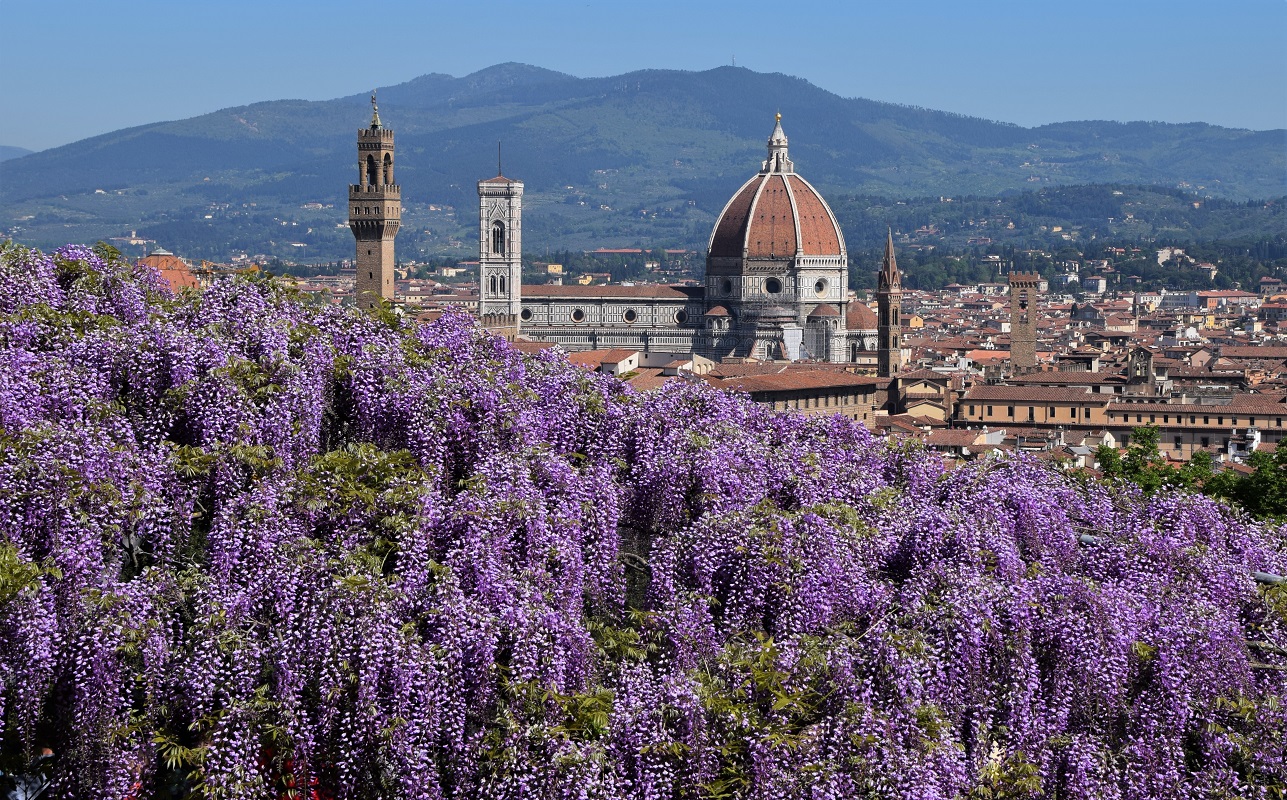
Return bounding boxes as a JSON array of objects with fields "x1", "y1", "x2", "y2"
[
  {"x1": 348, "y1": 94, "x2": 400, "y2": 310},
  {"x1": 876, "y1": 228, "x2": 903, "y2": 377},
  {"x1": 478, "y1": 167, "x2": 524, "y2": 336},
  {"x1": 1009, "y1": 271, "x2": 1041, "y2": 372}
]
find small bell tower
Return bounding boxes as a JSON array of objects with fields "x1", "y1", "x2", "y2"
[{"x1": 348, "y1": 92, "x2": 400, "y2": 310}]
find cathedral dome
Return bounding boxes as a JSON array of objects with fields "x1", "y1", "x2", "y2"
[{"x1": 708, "y1": 116, "x2": 845, "y2": 260}]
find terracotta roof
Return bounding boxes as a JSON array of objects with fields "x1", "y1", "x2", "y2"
[
  {"x1": 746, "y1": 175, "x2": 796, "y2": 258},
  {"x1": 705, "y1": 305, "x2": 730, "y2": 317},
  {"x1": 807, "y1": 303, "x2": 840, "y2": 318},
  {"x1": 568, "y1": 349, "x2": 638, "y2": 369},
  {"x1": 925, "y1": 429, "x2": 984, "y2": 447},
  {"x1": 522, "y1": 284, "x2": 701, "y2": 300},
  {"x1": 846, "y1": 301, "x2": 877, "y2": 329},
  {"x1": 1008, "y1": 372, "x2": 1125, "y2": 386},
  {"x1": 878, "y1": 415, "x2": 933, "y2": 435},
  {"x1": 625, "y1": 367, "x2": 671, "y2": 391},
  {"x1": 509, "y1": 340, "x2": 558, "y2": 354},
  {"x1": 715, "y1": 369, "x2": 886, "y2": 394},
  {"x1": 598, "y1": 349, "x2": 639, "y2": 364},
  {"x1": 708, "y1": 171, "x2": 843, "y2": 259},
  {"x1": 480, "y1": 175, "x2": 518, "y2": 184},
  {"x1": 138, "y1": 253, "x2": 199, "y2": 291},
  {"x1": 787, "y1": 175, "x2": 842, "y2": 255},
  {"x1": 1107, "y1": 401, "x2": 1287, "y2": 416},
  {"x1": 1220, "y1": 346, "x2": 1287, "y2": 360},
  {"x1": 963, "y1": 385, "x2": 1109, "y2": 403},
  {"x1": 897, "y1": 368, "x2": 949, "y2": 380},
  {"x1": 709, "y1": 179, "x2": 760, "y2": 258}
]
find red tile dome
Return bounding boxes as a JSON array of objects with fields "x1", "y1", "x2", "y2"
[{"x1": 708, "y1": 117, "x2": 845, "y2": 260}]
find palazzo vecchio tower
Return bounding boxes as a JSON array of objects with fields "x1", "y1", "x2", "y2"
[{"x1": 348, "y1": 93, "x2": 400, "y2": 310}]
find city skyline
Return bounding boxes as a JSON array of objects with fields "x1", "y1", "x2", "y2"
[{"x1": 2, "y1": 0, "x2": 1285, "y2": 152}]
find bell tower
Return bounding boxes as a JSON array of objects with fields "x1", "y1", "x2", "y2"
[
  {"x1": 478, "y1": 156, "x2": 523, "y2": 332},
  {"x1": 877, "y1": 229, "x2": 904, "y2": 377},
  {"x1": 348, "y1": 93, "x2": 400, "y2": 310}
]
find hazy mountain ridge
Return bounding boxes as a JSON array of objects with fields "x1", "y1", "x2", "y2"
[
  {"x1": 2, "y1": 63, "x2": 1282, "y2": 257},
  {"x1": 0, "y1": 145, "x2": 33, "y2": 162}
]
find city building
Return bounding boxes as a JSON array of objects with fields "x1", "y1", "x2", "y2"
[
  {"x1": 348, "y1": 94, "x2": 400, "y2": 310},
  {"x1": 507, "y1": 116, "x2": 885, "y2": 363}
]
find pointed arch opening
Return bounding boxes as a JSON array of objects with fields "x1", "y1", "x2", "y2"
[
  {"x1": 365, "y1": 155, "x2": 378, "y2": 186},
  {"x1": 491, "y1": 221, "x2": 505, "y2": 254},
  {"x1": 382, "y1": 153, "x2": 393, "y2": 185}
]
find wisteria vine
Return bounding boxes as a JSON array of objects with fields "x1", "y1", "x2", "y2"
[{"x1": 0, "y1": 241, "x2": 1284, "y2": 799}]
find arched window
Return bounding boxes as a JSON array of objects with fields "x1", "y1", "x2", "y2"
[
  {"x1": 499, "y1": 275, "x2": 506, "y2": 293},
  {"x1": 491, "y1": 221, "x2": 505, "y2": 254},
  {"x1": 488, "y1": 275, "x2": 497, "y2": 294},
  {"x1": 366, "y1": 155, "x2": 378, "y2": 187},
  {"x1": 382, "y1": 153, "x2": 393, "y2": 185}
]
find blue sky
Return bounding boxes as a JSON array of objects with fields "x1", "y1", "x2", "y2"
[{"x1": 2, "y1": 0, "x2": 1284, "y2": 151}]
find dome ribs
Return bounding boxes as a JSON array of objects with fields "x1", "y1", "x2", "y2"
[
  {"x1": 787, "y1": 175, "x2": 843, "y2": 256},
  {"x1": 746, "y1": 175, "x2": 797, "y2": 259},
  {"x1": 708, "y1": 178, "x2": 759, "y2": 258}
]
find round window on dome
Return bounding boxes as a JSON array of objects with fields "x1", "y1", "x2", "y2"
[
  {"x1": 571, "y1": 308, "x2": 586, "y2": 323},
  {"x1": 721, "y1": 279, "x2": 733, "y2": 294},
  {"x1": 814, "y1": 278, "x2": 828, "y2": 297},
  {"x1": 623, "y1": 308, "x2": 638, "y2": 323},
  {"x1": 520, "y1": 308, "x2": 532, "y2": 322},
  {"x1": 765, "y1": 277, "x2": 782, "y2": 294}
]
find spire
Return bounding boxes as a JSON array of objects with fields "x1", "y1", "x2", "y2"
[
  {"x1": 370, "y1": 91, "x2": 382, "y2": 130},
  {"x1": 879, "y1": 227, "x2": 901, "y2": 290},
  {"x1": 762, "y1": 112, "x2": 793, "y2": 174},
  {"x1": 497, "y1": 141, "x2": 503, "y2": 177}
]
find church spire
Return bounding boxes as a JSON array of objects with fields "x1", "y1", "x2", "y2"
[
  {"x1": 762, "y1": 112, "x2": 793, "y2": 174},
  {"x1": 879, "y1": 227, "x2": 900, "y2": 290},
  {"x1": 876, "y1": 227, "x2": 903, "y2": 377}
]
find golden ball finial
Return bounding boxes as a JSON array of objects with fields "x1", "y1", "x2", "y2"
[{"x1": 775, "y1": 112, "x2": 781, "y2": 122}]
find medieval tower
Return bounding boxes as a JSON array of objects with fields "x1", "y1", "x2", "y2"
[
  {"x1": 876, "y1": 229, "x2": 904, "y2": 377},
  {"x1": 477, "y1": 165, "x2": 524, "y2": 335},
  {"x1": 1009, "y1": 271, "x2": 1041, "y2": 372},
  {"x1": 348, "y1": 94, "x2": 400, "y2": 310}
]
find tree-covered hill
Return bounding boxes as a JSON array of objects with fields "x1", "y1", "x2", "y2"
[
  {"x1": 2, "y1": 63, "x2": 1282, "y2": 259},
  {"x1": 0, "y1": 242, "x2": 1284, "y2": 798}
]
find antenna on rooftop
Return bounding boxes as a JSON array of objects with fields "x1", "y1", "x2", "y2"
[{"x1": 497, "y1": 141, "x2": 502, "y2": 177}]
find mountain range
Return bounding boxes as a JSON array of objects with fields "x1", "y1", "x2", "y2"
[
  {"x1": 2, "y1": 63, "x2": 1283, "y2": 259},
  {"x1": 0, "y1": 146, "x2": 33, "y2": 163}
]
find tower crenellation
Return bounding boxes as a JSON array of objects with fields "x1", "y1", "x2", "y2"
[
  {"x1": 1009, "y1": 271, "x2": 1041, "y2": 372},
  {"x1": 348, "y1": 93, "x2": 400, "y2": 310}
]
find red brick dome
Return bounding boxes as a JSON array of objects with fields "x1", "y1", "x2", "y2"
[{"x1": 708, "y1": 117, "x2": 845, "y2": 260}]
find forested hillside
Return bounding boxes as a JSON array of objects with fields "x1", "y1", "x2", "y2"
[
  {"x1": 2, "y1": 63, "x2": 1282, "y2": 260},
  {"x1": 0, "y1": 242, "x2": 1283, "y2": 798}
]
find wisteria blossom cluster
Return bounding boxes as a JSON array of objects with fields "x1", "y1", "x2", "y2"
[{"x1": 0, "y1": 242, "x2": 1284, "y2": 799}]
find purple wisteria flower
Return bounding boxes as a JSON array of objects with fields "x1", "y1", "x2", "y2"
[{"x1": 0, "y1": 242, "x2": 1282, "y2": 799}]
